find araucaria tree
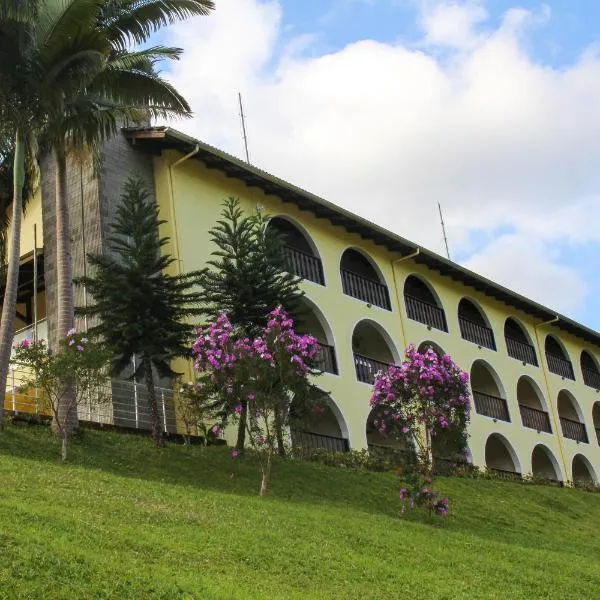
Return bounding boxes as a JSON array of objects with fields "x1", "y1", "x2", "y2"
[
  {"x1": 192, "y1": 308, "x2": 325, "y2": 496},
  {"x1": 370, "y1": 344, "x2": 470, "y2": 517},
  {"x1": 198, "y1": 198, "x2": 305, "y2": 450},
  {"x1": 79, "y1": 177, "x2": 203, "y2": 447}
]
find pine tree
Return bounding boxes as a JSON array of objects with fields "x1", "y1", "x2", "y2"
[
  {"x1": 78, "y1": 177, "x2": 203, "y2": 447},
  {"x1": 198, "y1": 197, "x2": 305, "y2": 450}
]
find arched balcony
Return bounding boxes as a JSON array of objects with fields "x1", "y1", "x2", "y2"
[
  {"x1": 268, "y1": 217, "x2": 324, "y2": 285},
  {"x1": 504, "y1": 318, "x2": 538, "y2": 366},
  {"x1": 295, "y1": 299, "x2": 338, "y2": 375},
  {"x1": 340, "y1": 249, "x2": 391, "y2": 310},
  {"x1": 572, "y1": 454, "x2": 597, "y2": 486},
  {"x1": 366, "y1": 406, "x2": 411, "y2": 452},
  {"x1": 289, "y1": 395, "x2": 349, "y2": 453},
  {"x1": 545, "y1": 335, "x2": 574, "y2": 380},
  {"x1": 403, "y1": 275, "x2": 448, "y2": 332},
  {"x1": 352, "y1": 320, "x2": 397, "y2": 384},
  {"x1": 592, "y1": 403, "x2": 600, "y2": 446},
  {"x1": 458, "y1": 298, "x2": 496, "y2": 350},
  {"x1": 557, "y1": 390, "x2": 588, "y2": 443},
  {"x1": 471, "y1": 360, "x2": 510, "y2": 422},
  {"x1": 580, "y1": 350, "x2": 600, "y2": 390},
  {"x1": 517, "y1": 376, "x2": 552, "y2": 433},
  {"x1": 485, "y1": 433, "x2": 521, "y2": 477},
  {"x1": 417, "y1": 341, "x2": 445, "y2": 357},
  {"x1": 531, "y1": 445, "x2": 561, "y2": 482}
]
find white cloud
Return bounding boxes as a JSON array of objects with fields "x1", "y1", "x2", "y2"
[{"x1": 165, "y1": 0, "x2": 600, "y2": 322}]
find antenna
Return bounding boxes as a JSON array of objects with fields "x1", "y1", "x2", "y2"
[
  {"x1": 438, "y1": 202, "x2": 451, "y2": 260},
  {"x1": 238, "y1": 92, "x2": 250, "y2": 164}
]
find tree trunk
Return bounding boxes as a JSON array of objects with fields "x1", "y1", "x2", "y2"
[
  {"x1": 61, "y1": 432, "x2": 68, "y2": 462},
  {"x1": 52, "y1": 147, "x2": 78, "y2": 434},
  {"x1": 275, "y1": 411, "x2": 286, "y2": 457},
  {"x1": 260, "y1": 452, "x2": 272, "y2": 497},
  {"x1": 0, "y1": 130, "x2": 25, "y2": 430},
  {"x1": 235, "y1": 400, "x2": 247, "y2": 452},
  {"x1": 143, "y1": 357, "x2": 164, "y2": 447}
]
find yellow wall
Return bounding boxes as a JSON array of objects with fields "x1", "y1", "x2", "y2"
[
  {"x1": 155, "y1": 150, "x2": 600, "y2": 483},
  {"x1": 6, "y1": 189, "x2": 43, "y2": 259}
]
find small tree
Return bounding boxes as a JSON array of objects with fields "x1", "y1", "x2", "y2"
[
  {"x1": 12, "y1": 330, "x2": 111, "y2": 461},
  {"x1": 198, "y1": 198, "x2": 305, "y2": 451},
  {"x1": 191, "y1": 308, "x2": 325, "y2": 495},
  {"x1": 78, "y1": 177, "x2": 203, "y2": 447},
  {"x1": 370, "y1": 344, "x2": 470, "y2": 517}
]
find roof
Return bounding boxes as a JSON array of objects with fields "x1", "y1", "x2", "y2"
[{"x1": 123, "y1": 125, "x2": 600, "y2": 349}]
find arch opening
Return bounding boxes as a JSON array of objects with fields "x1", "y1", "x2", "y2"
[
  {"x1": 572, "y1": 454, "x2": 597, "y2": 486},
  {"x1": 417, "y1": 341, "x2": 445, "y2": 357},
  {"x1": 340, "y1": 249, "x2": 391, "y2": 310},
  {"x1": 471, "y1": 360, "x2": 510, "y2": 422},
  {"x1": 458, "y1": 298, "x2": 496, "y2": 350},
  {"x1": 295, "y1": 298, "x2": 338, "y2": 375},
  {"x1": 485, "y1": 433, "x2": 521, "y2": 475},
  {"x1": 404, "y1": 275, "x2": 448, "y2": 332},
  {"x1": 545, "y1": 335, "x2": 575, "y2": 380},
  {"x1": 517, "y1": 377, "x2": 551, "y2": 433},
  {"x1": 504, "y1": 318, "x2": 538, "y2": 366},
  {"x1": 366, "y1": 407, "x2": 411, "y2": 451},
  {"x1": 557, "y1": 390, "x2": 588, "y2": 443},
  {"x1": 593, "y1": 403, "x2": 600, "y2": 446},
  {"x1": 268, "y1": 217, "x2": 325, "y2": 285},
  {"x1": 352, "y1": 320, "x2": 397, "y2": 383},
  {"x1": 289, "y1": 394, "x2": 349, "y2": 453},
  {"x1": 581, "y1": 350, "x2": 600, "y2": 389},
  {"x1": 531, "y1": 445, "x2": 560, "y2": 482}
]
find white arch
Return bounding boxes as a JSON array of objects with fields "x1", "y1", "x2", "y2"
[
  {"x1": 470, "y1": 358, "x2": 508, "y2": 400},
  {"x1": 351, "y1": 317, "x2": 401, "y2": 364},
  {"x1": 267, "y1": 214, "x2": 322, "y2": 260},
  {"x1": 458, "y1": 296, "x2": 493, "y2": 329},
  {"x1": 572, "y1": 453, "x2": 598, "y2": 484},
  {"x1": 417, "y1": 339, "x2": 446, "y2": 357},
  {"x1": 403, "y1": 272, "x2": 446, "y2": 313},
  {"x1": 517, "y1": 375, "x2": 550, "y2": 413},
  {"x1": 486, "y1": 432, "x2": 522, "y2": 473},
  {"x1": 531, "y1": 443, "x2": 564, "y2": 481},
  {"x1": 339, "y1": 245, "x2": 388, "y2": 287},
  {"x1": 298, "y1": 294, "x2": 336, "y2": 348},
  {"x1": 557, "y1": 388, "x2": 585, "y2": 423},
  {"x1": 326, "y1": 394, "x2": 350, "y2": 441}
]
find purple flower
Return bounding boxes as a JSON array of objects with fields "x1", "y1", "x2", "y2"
[
  {"x1": 234, "y1": 404, "x2": 243, "y2": 415},
  {"x1": 76, "y1": 345, "x2": 84, "y2": 352},
  {"x1": 232, "y1": 449, "x2": 240, "y2": 458},
  {"x1": 211, "y1": 425, "x2": 222, "y2": 436}
]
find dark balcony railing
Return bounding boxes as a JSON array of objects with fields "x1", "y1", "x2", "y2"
[
  {"x1": 596, "y1": 427, "x2": 600, "y2": 446},
  {"x1": 284, "y1": 246, "x2": 324, "y2": 285},
  {"x1": 582, "y1": 367, "x2": 600, "y2": 390},
  {"x1": 490, "y1": 468, "x2": 522, "y2": 480},
  {"x1": 519, "y1": 404, "x2": 552, "y2": 433},
  {"x1": 459, "y1": 317, "x2": 496, "y2": 350},
  {"x1": 546, "y1": 353, "x2": 575, "y2": 380},
  {"x1": 560, "y1": 417, "x2": 588, "y2": 443},
  {"x1": 473, "y1": 391, "x2": 510, "y2": 422},
  {"x1": 341, "y1": 269, "x2": 391, "y2": 310},
  {"x1": 354, "y1": 353, "x2": 391, "y2": 384},
  {"x1": 404, "y1": 294, "x2": 448, "y2": 332},
  {"x1": 290, "y1": 429, "x2": 349, "y2": 453},
  {"x1": 315, "y1": 343, "x2": 338, "y2": 375},
  {"x1": 505, "y1": 336, "x2": 538, "y2": 366}
]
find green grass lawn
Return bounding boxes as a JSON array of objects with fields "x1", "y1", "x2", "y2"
[{"x1": 0, "y1": 422, "x2": 599, "y2": 599}]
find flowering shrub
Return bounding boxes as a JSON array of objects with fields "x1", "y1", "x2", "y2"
[
  {"x1": 191, "y1": 307, "x2": 326, "y2": 495},
  {"x1": 370, "y1": 344, "x2": 470, "y2": 517},
  {"x1": 12, "y1": 330, "x2": 111, "y2": 461}
]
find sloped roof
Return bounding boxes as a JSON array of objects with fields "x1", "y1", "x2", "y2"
[{"x1": 124, "y1": 126, "x2": 600, "y2": 349}]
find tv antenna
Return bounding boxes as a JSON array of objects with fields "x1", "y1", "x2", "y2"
[
  {"x1": 238, "y1": 92, "x2": 251, "y2": 164},
  {"x1": 438, "y1": 202, "x2": 451, "y2": 260}
]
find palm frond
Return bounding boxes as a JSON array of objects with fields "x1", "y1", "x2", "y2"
[{"x1": 37, "y1": 0, "x2": 103, "y2": 50}]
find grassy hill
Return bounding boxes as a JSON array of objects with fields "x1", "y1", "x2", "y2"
[{"x1": 0, "y1": 422, "x2": 599, "y2": 599}]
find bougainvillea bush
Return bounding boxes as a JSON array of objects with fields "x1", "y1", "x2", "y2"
[
  {"x1": 191, "y1": 307, "x2": 327, "y2": 495},
  {"x1": 370, "y1": 344, "x2": 470, "y2": 517}
]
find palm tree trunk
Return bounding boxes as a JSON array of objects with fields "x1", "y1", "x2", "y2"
[
  {"x1": 53, "y1": 147, "x2": 78, "y2": 434},
  {"x1": 0, "y1": 130, "x2": 25, "y2": 429},
  {"x1": 143, "y1": 357, "x2": 164, "y2": 447}
]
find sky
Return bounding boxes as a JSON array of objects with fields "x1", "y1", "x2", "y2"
[{"x1": 157, "y1": 0, "x2": 600, "y2": 330}]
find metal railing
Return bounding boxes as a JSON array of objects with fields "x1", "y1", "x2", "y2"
[
  {"x1": 284, "y1": 246, "x2": 325, "y2": 285},
  {"x1": 354, "y1": 353, "x2": 390, "y2": 384},
  {"x1": 404, "y1": 294, "x2": 448, "y2": 332},
  {"x1": 290, "y1": 429, "x2": 349, "y2": 453},
  {"x1": 473, "y1": 391, "x2": 510, "y2": 422},
  {"x1": 519, "y1": 404, "x2": 552, "y2": 433},
  {"x1": 490, "y1": 468, "x2": 522, "y2": 480},
  {"x1": 582, "y1": 367, "x2": 600, "y2": 390},
  {"x1": 505, "y1": 335, "x2": 538, "y2": 366},
  {"x1": 560, "y1": 417, "x2": 588, "y2": 443},
  {"x1": 459, "y1": 316, "x2": 496, "y2": 350},
  {"x1": 596, "y1": 427, "x2": 600, "y2": 446},
  {"x1": 341, "y1": 269, "x2": 391, "y2": 310},
  {"x1": 315, "y1": 343, "x2": 338, "y2": 375},
  {"x1": 546, "y1": 352, "x2": 575, "y2": 380}
]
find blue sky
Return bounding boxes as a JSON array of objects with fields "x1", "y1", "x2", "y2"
[{"x1": 163, "y1": 0, "x2": 600, "y2": 330}]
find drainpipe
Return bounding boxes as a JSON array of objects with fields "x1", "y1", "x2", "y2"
[
  {"x1": 167, "y1": 144, "x2": 200, "y2": 275},
  {"x1": 533, "y1": 315, "x2": 569, "y2": 482},
  {"x1": 390, "y1": 248, "x2": 421, "y2": 351}
]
